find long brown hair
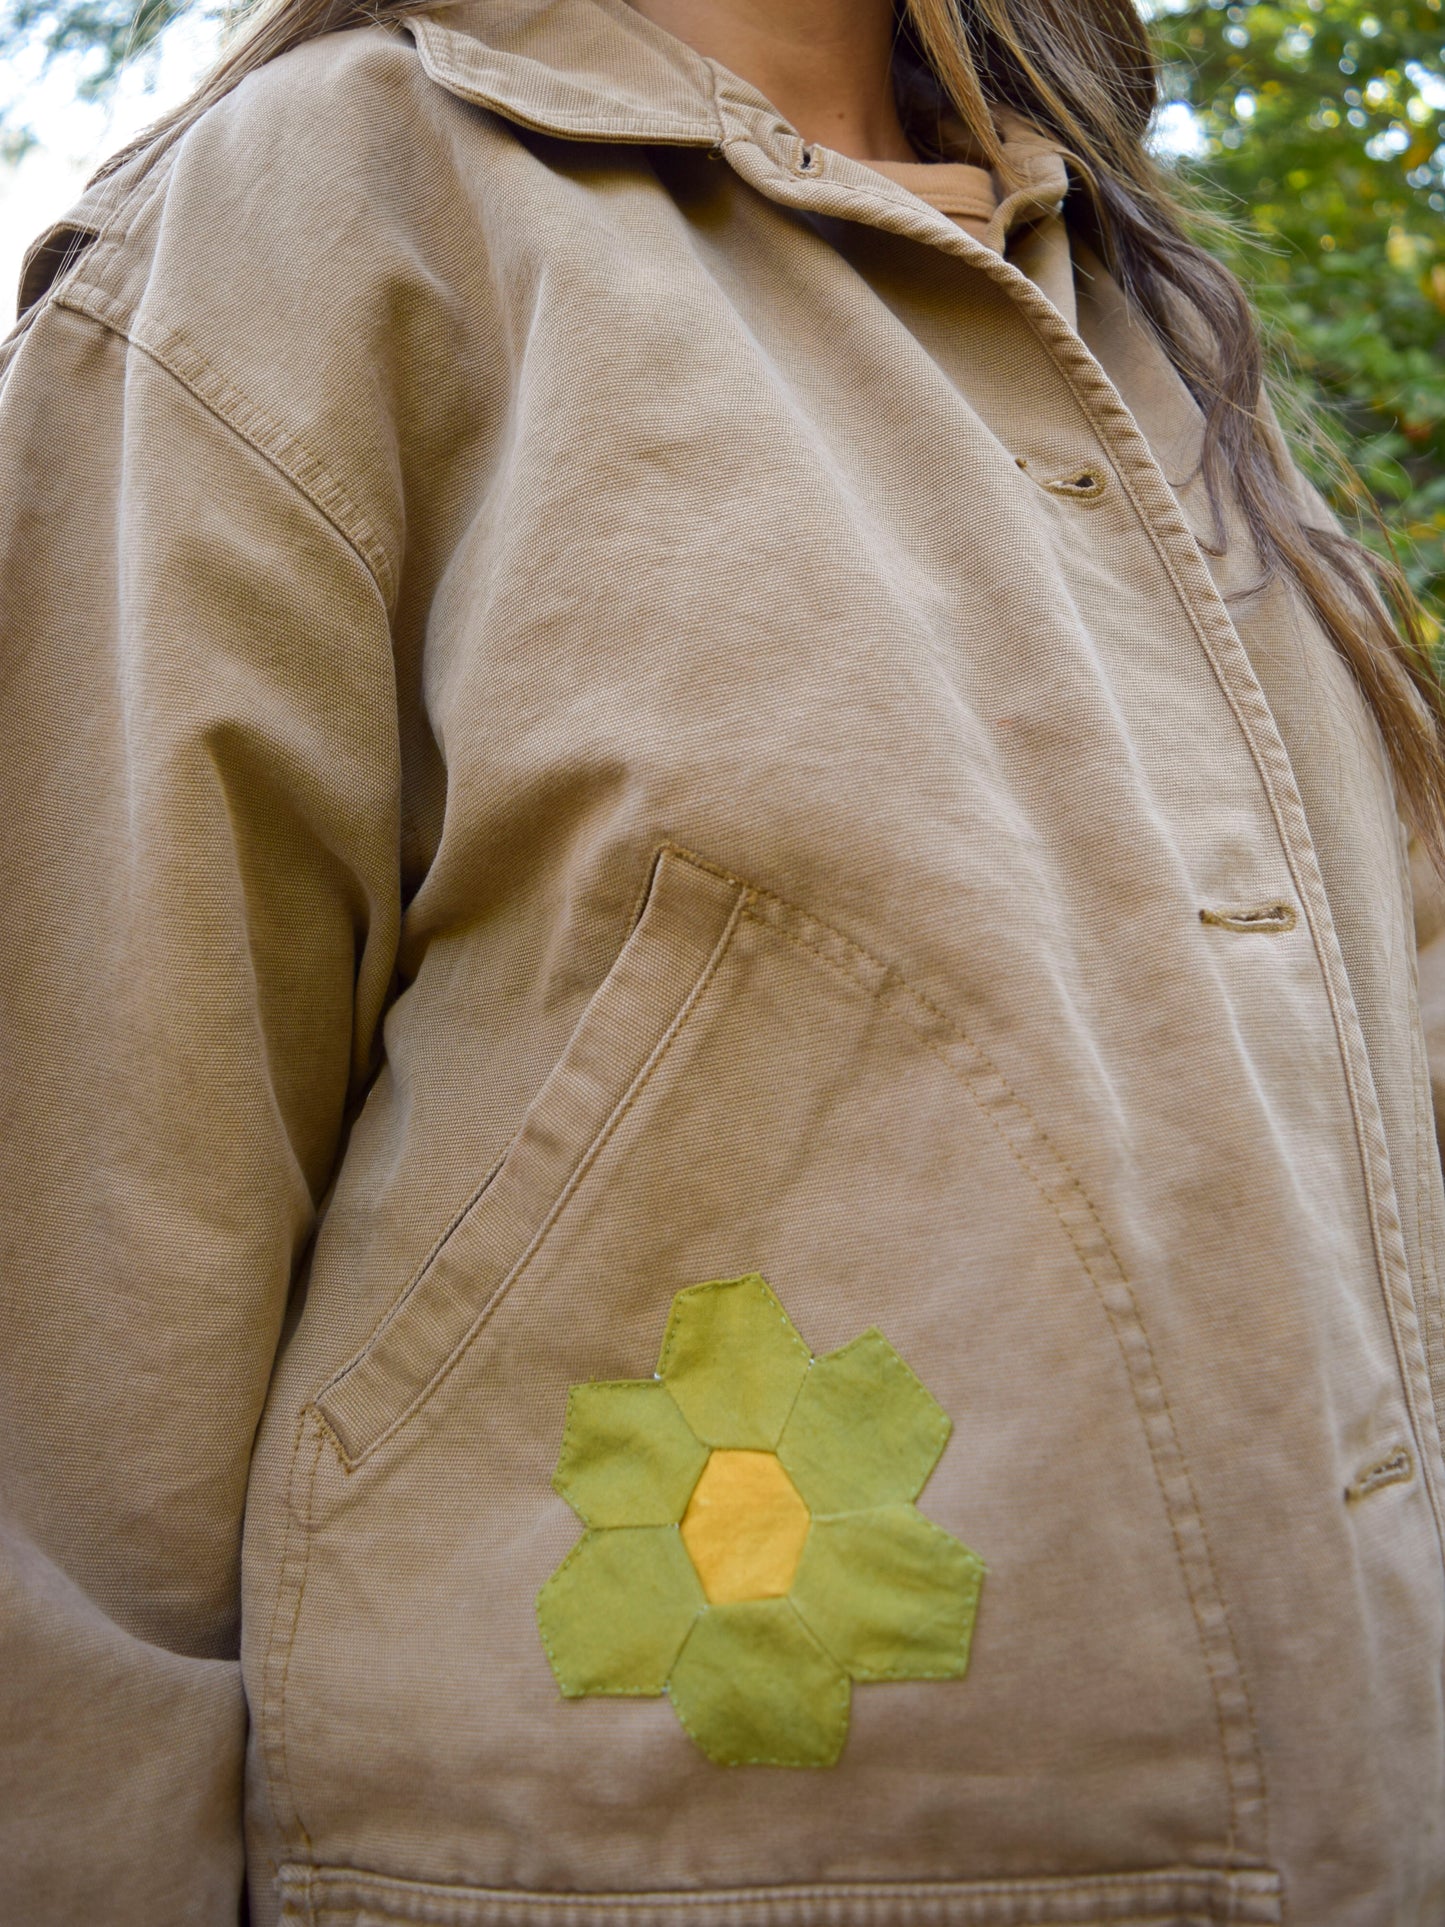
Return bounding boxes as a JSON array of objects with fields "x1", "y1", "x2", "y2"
[{"x1": 96, "y1": 0, "x2": 1445, "y2": 859}]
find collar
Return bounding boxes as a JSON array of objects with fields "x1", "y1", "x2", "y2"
[
  {"x1": 409, "y1": 0, "x2": 725, "y2": 147},
  {"x1": 409, "y1": 0, "x2": 1074, "y2": 259},
  {"x1": 410, "y1": 0, "x2": 1072, "y2": 176}
]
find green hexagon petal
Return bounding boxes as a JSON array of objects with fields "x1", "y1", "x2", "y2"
[
  {"x1": 668, "y1": 1599, "x2": 851, "y2": 1767},
  {"x1": 657, "y1": 1274, "x2": 811, "y2": 1448},
  {"x1": 776, "y1": 1328, "x2": 951, "y2": 1513},
  {"x1": 789, "y1": 1504, "x2": 983, "y2": 1683},
  {"x1": 537, "y1": 1527, "x2": 704, "y2": 1697},
  {"x1": 553, "y1": 1380, "x2": 709, "y2": 1527}
]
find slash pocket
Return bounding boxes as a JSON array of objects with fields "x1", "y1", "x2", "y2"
[
  {"x1": 316, "y1": 846, "x2": 749, "y2": 1464},
  {"x1": 269, "y1": 840, "x2": 1278, "y2": 1896}
]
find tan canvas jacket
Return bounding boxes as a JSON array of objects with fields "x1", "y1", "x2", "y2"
[{"x1": 4, "y1": 1, "x2": 1445, "y2": 1921}]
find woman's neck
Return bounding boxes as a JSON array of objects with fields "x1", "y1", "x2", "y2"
[{"x1": 625, "y1": 0, "x2": 917, "y2": 161}]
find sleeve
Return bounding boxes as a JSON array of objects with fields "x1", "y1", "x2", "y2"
[{"x1": 0, "y1": 293, "x2": 402, "y2": 1920}]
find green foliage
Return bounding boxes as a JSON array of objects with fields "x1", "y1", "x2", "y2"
[{"x1": 1154, "y1": 0, "x2": 1445, "y2": 622}]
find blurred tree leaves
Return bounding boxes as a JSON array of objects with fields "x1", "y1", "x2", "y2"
[
  {"x1": 0, "y1": 0, "x2": 214, "y2": 162},
  {"x1": 1154, "y1": 0, "x2": 1445, "y2": 621}
]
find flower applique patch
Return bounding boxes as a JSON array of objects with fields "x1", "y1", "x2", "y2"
[{"x1": 536, "y1": 1273, "x2": 984, "y2": 1767}]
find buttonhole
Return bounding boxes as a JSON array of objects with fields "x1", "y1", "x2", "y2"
[
  {"x1": 798, "y1": 145, "x2": 816, "y2": 173},
  {"x1": 1043, "y1": 467, "x2": 1106, "y2": 500},
  {"x1": 1199, "y1": 902, "x2": 1298, "y2": 935},
  {"x1": 1346, "y1": 1445, "x2": 1413, "y2": 1503}
]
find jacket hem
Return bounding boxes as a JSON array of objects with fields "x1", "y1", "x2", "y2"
[{"x1": 276, "y1": 1862, "x2": 1285, "y2": 1927}]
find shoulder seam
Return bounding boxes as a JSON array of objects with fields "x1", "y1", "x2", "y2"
[{"x1": 54, "y1": 281, "x2": 397, "y2": 606}]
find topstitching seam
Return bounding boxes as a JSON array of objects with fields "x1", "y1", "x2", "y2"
[
  {"x1": 258, "y1": 1402, "x2": 312, "y2": 1866},
  {"x1": 320, "y1": 886, "x2": 749, "y2": 1467},
  {"x1": 1413, "y1": 1024, "x2": 1442, "y2": 1421},
  {"x1": 2, "y1": 154, "x2": 172, "y2": 361},
  {"x1": 1405, "y1": 956, "x2": 1445, "y2": 1443},
  {"x1": 968, "y1": 272, "x2": 1445, "y2": 1570},
  {"x1": 278, "y1": 836, "x2": 1267, "y2": 1871},
  {"x1": 716, "y1": 146, "x2": 1445, "y2": 1558},
  {"x1": 284, "y1": 1861, "x2": 1284, "y2": 1917},
  {"x1": 410, "y1": 23, "x2": 721, "y2": 145},
  {"x1": 313, "y1": 1138, "x2": 513, "y2": 1419},
  {"x1": 319, "y1": 851, "x2": 713, "y2": 1416},
  {"x1": 261, "y1": 1409, "x2": 325, "y2": 1864},
  {"x1": 736, "y1": 894, "x2": 1264, "y2": 1869},
  {"x1": 275, "y1": 1420, "x2": 325, "y2": 1858},
  {"x1": 53, "y1": 283, "x2": 396, "y2": 606}
]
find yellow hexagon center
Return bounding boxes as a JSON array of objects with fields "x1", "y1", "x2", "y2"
[{"x1": 680, "y1": 1449, "x2": 811, "y2": 1604}]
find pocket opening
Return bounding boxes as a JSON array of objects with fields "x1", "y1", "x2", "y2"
[{"x1": 314, "y1": 847, "x2": 748, "y2": 1463}]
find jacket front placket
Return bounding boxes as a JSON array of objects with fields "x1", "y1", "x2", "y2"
[
  {"x1": 407, "y1": 5, "x2": 1445, "y2": 1574},
  {"x1": 714, "y1": 88, "x2": 1445, "y2": 1545}
]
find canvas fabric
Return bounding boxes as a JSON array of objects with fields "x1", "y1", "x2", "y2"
[{"x1": 3, "y1": 0, "x2": 1445, "y2": 1920}]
